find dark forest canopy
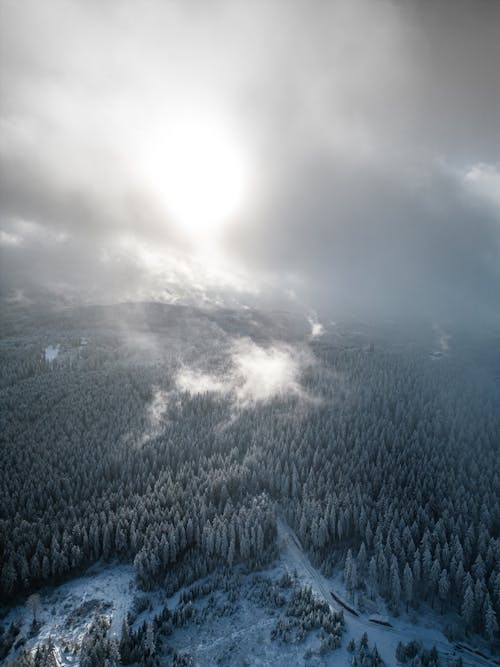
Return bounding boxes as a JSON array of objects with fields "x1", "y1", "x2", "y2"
[{"x1": 1, "y1": 303, "x2": 499, "y2": 653}]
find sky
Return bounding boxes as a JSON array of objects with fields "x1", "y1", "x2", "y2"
[{"x1": 1, "y1": 0, "x2": 499, "y2": 324}]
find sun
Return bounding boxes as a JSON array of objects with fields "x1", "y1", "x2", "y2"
[{"x1": 142, "y1": 116, "x2": 249, "y2": 242}]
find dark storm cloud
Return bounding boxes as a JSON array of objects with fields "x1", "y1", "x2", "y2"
[
  {"x1": 0, "y1": 0, "x2": 499, "y2": 322},
  {"x1": 230, "y1": 146, "x2": 500, "y2": 321}
]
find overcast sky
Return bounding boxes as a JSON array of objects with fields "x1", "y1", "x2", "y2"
[{"x1": 1, "y1": 0, "x2": 499, "y2": 323}]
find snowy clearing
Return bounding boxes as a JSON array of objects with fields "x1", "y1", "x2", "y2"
[
  {"x1": 2, "y1": 565, "x2": 135, "y2": 664},
  {"x1": 2, "y1": 522, "x2": 497, "y2": 666}
]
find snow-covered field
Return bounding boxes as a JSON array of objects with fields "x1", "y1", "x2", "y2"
[
  {"x1": 2, "y1": 565, "x2": 136, "y2": 663},
  {"x1": 2, "y1": 524, "x2": 497, "y2": 666}
]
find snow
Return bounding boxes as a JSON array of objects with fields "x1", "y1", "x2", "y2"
[
  {"x1": 3, "y1": 531, "x2": 496, "y2": 666},
  {"x1": 3, "y1": 564, "x2": 135, "y2": 664},
  {"x1": 168, "y1": 589, "x2": 285, "y2": 666},
  {"x1": 276, "y1": 518, "x2": 496, "y2": 667},
  {"x1": 277, "y1": 515, "x2": 335, "y2": 607}
]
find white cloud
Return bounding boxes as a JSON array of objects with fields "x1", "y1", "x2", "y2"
[
  {"x1": 232, "y1": 339, "x2": 304, "y2": 404},
  {"x1": 308, "y1": 314, "x2": 325, "y2": 338},
  {"x1": 0, "y1": 230, "x2": 22, "y2": 247},
  {"x1": 433, "y1": 324, "x2": 451, "y2": 354},
  {"x1": 139, "y1": 386, "x2": 170, "y2": 445},
  {"x1": 176, "y1": 369, "x2": 229, "y2": 396},
  {"x1": 175, "y1": 338, "x2": 312, "y2": 406},
  {"x1": 464, "y1": 163, "x2": 500, "y2": 212},
  {"x1": 148, "y1": 387, "x2": 169, "y2": 425},
  {"x1": 0, "y1": 218, "x2": 68, "y2": 247}
]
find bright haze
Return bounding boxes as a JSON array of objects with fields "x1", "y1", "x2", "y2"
[{"x1": 1, "y1": 0, "x2": 499, "y2": 324}]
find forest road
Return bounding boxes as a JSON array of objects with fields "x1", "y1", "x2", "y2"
[
  {"x1": 276, "y1": 514, "x2": 341, "y2": 614},
  {"x1": 276, "y1": 515, "x2": 497, "y2": 667}
]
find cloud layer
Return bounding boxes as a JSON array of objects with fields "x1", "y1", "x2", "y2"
[
  {"x1": 1, "y1": 0, "x2": 499, "y2": 324},
  {"x1": 176, "y1": 338, "x2": 310, "y2": 406}
]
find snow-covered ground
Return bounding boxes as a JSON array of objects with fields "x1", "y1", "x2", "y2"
[
  {"x1": 2, "y1": 564, "x2": 136, "y2": 664},
  {"x1": 277, "y1": 518, "x2": 496, "y2": 666},
  {"x1": 165, "y1": 583, "x2": 291, "y2": 666},
  {"x1": 3, "y1": 529, "x2": 497, "y2": 666}
]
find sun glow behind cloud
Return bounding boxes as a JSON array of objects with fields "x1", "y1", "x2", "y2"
[
  {"x1": 1, "y1": 0, "x2": 499, "y2": 322},
  {"x1": 139, "y1": 112, "x2": 251, "y2": 244}
]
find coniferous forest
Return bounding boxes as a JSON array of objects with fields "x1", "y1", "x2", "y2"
[{"x1": 1, "y1": 303, "x2": 499, "y2": 665}]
